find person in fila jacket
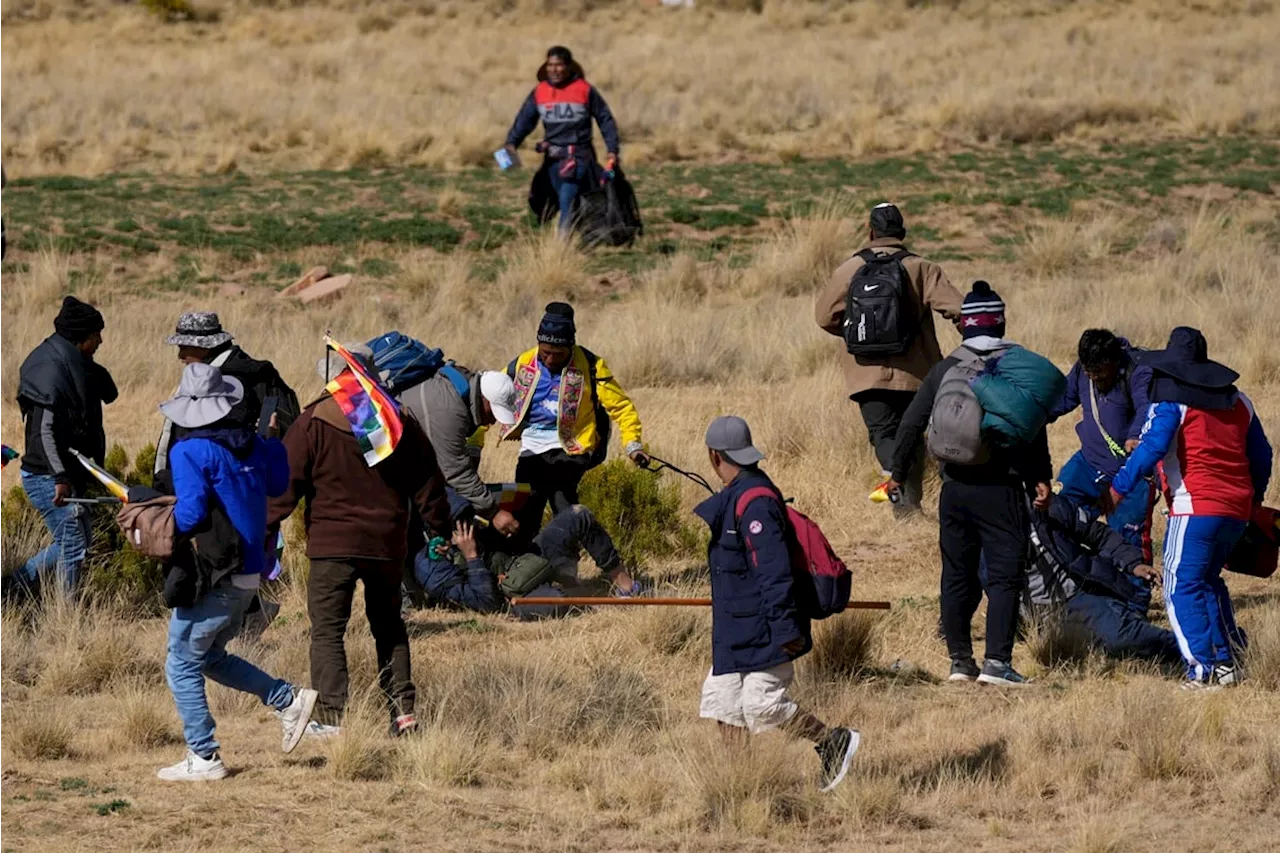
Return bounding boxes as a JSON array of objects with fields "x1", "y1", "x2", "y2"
[
  {"x1": 1106, "y1": 327, "x2": 1273, "y2": 690},
  {"x1": 504, "y1": 45, "x2": 621, "y2": 233}
]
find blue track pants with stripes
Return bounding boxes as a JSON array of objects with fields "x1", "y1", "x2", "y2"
[{"x1": 1162, "y1": 514, "x2": 1248, "y2": 681}]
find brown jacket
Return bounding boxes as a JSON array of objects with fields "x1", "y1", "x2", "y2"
[
  {"x1": 268, "y1": 395, "x2": 450, "y2": 563},
  {"x1": 814, "y1": 237, "x2": 964, "y2": 396}
]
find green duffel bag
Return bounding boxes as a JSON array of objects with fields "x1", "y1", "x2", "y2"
[{"x1": 497, "y1": 552, "x2": 559, "y2": 598}]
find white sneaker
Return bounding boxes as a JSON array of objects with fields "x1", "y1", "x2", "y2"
[
  {"x1": 304, "y1": 720, "x2": 342, "y2": 739},
  {"x1": 157, "y1": 750, "x2": 229, "y2": 782},
  {"x1": 280, "y1": 688, "x2": 319, "y2": 754}
]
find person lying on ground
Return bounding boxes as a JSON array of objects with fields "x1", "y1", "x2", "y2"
[
  {"x1": 502, "y1": 302, "x2": 647, "y2": 578},
  {"x1": 888, "y1": 281, "x2": 1054, "y2": 687},
  {"x1": 504, "y1": 45, "x2": 621, "y2": 235},
  {"x1": 156, "y1": 363, "x2": 318, "y2": 782},
  {"x1": 1104, "y1": 327, "x2": 1272, "y2": 690},
  {"x1": 1019, "y1": 496, "x2": 1179, "y2": 665},
  {"x1": 1049, "y1": 328, "x2": 1156, "y2": 564},
  {"x1": 10, "y1": 297, "x2": 116, "y2": 600},
  {"x1": 695, "y1": 415, "x2": 861, "y2": 793},
  {"x1": 814, "y1": 202, "x2": 963, "y2": 518},
  {"x1": 268, "y1": 343, "x2": 451, "y2": 738},
  {"x1": 413, "y1": 491, "x2": 640, "y2": 613}
]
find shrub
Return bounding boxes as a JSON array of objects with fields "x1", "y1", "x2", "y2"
[
  {"x1": 5, "y1": 707, "x2": 76, "y2": 760},
  {"x1": 577, "y1": 456, "x2": 702, "y2": 568},
  {"x1": 803, "y1": 612, "x2": 880, "y2": 682}
]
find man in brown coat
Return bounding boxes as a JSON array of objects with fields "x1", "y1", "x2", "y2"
[
  {"x1": 269, "y1": 345, "x2": 451, "y2": 738},
  {"x1": 814, "y1": 203, "x2": 963, "y2": 515}
]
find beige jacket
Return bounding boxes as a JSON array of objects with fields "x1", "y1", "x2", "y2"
[{"x1": 814, "y1": 237, "x2": 963, "y2": 396}]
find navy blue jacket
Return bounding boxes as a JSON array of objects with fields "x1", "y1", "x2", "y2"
[
  {"x1": 1032, "y1": 498, "x2": 1150, "y2": 611},
  {"x1": 694, "y1": 469, "x2": 811, "y2": 675},
  {"x1": 414, "y1": 548, "x2": 503, "y2": 613},
  {"x1": 1050, "y1": 344, "x2": 1152, "y2": 478},
  {"x1": 505, "y1": 75, "x2": 620, "y2": 156}
]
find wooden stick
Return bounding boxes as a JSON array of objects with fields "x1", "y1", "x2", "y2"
[{"x1": 509, "y1": 597, "x2": 892, "y2": 610}]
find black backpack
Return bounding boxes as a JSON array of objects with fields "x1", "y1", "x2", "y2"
[
  {"x1": 842, "y1": 248, "x2": 916, "y2": 358},
  {"x1": 578, "y1": 174, "x2": 643, "y2": 248}
]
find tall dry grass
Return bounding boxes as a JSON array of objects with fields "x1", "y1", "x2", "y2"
[{"x1": 2, "y1": 0, "x2": 1278, "y2": 175}]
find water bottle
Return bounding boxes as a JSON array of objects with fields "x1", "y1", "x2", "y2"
[{"x1": 493, "y1": 148, "x2": 514, "y2": 171}]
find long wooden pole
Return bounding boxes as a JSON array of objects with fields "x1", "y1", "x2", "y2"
[{"x1": 510, "y1": 597, "x2": 891, "y2": 610}]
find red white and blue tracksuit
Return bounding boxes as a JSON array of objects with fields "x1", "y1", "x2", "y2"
[
  {"x1": 506, "y1": 76, "x2": 620, "y2": 231},
  {"x1": 1110, "y1": 394, "x2": 1273, "y2": 680}
]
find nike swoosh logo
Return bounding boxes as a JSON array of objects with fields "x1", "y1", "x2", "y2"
[{"x1": 862, "y1": 284, "x2": 880, "y2": 292}]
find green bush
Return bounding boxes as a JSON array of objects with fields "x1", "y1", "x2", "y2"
[{"x1": 576, "y1": 456, "x2": 702, "y2": 568}]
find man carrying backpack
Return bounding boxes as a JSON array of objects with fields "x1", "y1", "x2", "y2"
[
  {"x1": 1050, "y1": 329, "x2": 1156, "y2": 562},
  {"x1": 888, "y1": 282, "x2": 1056, "y2": 686},
  {"x1": 814, "y1": 203, "x2": 963, "y2": 517},
  {"x1": 155, "y1": 312, "x2": 300, "y2": 492},
  {"x1": 695, "y1": 416, "x2": 861, "y2": 793}
]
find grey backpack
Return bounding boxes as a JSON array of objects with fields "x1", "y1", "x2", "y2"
[{"x1": 926, "y1": 346, "x2": 1001, "y2": 465}]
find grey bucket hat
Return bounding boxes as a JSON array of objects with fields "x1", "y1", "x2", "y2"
[
  {"x1": 705, "y1": 415, "x2": 765, "y2": 466},
  {"x1": 166, "y1": 311, "x2": 234, "y2": 349},
  {"x1": 159, "y1": 363, "x2": 245, "y2": 429}
]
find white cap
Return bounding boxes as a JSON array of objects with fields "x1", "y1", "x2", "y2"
[{"x1": 478, "y1": 371, "x2": 518, "y2": 426}]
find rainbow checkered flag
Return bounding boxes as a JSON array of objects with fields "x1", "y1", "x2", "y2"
[
  {"x1": 323, "y1": 335, "x2": 403, "y2": 467},
  {"x1": 488, "y1": 482, "x2": 533, "y2": 515},
  {"x1": 1, "y1": 445, "x2": 18, "y2": 468}
]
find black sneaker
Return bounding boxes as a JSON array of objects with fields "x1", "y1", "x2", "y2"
[
  {"x1": 977, "y1": 659, "x2": 1029, "y2": 686},
  {"x1": 391, "y1": 714, "x2": 419, "y2": 737},
  {"x1": 815, "y1": 727, "x2": 861, "y2": 793},
  {"x1": 948, "y1": 658, "x2": 981, "y2": 682}
]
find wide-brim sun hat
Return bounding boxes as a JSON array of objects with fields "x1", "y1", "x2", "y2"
[
  {"x1": 159, "y1": 362, "x2": 245, "y2": 429},
  {"x1": 1142, "y1": 326, "x2": 1239, "y2": 389}
]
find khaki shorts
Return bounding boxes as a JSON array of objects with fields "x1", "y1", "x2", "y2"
[{"x1": 699, "y1": 662, "x2": 798, "y2": 733}]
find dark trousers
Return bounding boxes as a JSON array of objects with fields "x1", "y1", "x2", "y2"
[
  {"x1": 855, "y1": 389, "x2": 923, "y2": 508},
  {"x1": 938, "y1": 480, "x2": 1028, "y2": 664},
  {"x1": 515, "y1": 450, "x2": 593, "y2": 549},
  {"x1": 308, "y1": 558, "x2": 415, "y2": 725},
  {"x1": 533, "y1": 504, "x2": 622, "y2": 578}
]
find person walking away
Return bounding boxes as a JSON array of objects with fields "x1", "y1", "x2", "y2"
[
  {"x1": 1050, "y1": 328, "x2": 1156, "y2": 566},
  {"x1": 502, "y1": 302, "x2": 648, "y2": 593},
  {"x1": 12, "y1": 297, "x2": 117, "y2": 598},
  {"x1": 154, "y1": 312, "x2": 300, "y2": 492},
  {"x1": 1105, "y1": 327, "x2": 1272, "y2": 690},
  {"x1": 814, "y1": 203, "x2": 963, "y2": 517},
  {"x1": 503, "y1": 46, "x2": 621, "y2": 235},
  {"x1": 1020, "y1": 497, "x2": 1178, "y2": 663},
  {"x1": 888, "y1": 281, "x2": 1055, "y2": 685},
  {"x1": 694, "y1": 416, "x2": 861, "y2": 792},
  {"x1": 269, "y1": 344, "x2": 451, "y2": 736},
  {"x1": 156, "y1": 363, "x2": 318, "y2": 781}
]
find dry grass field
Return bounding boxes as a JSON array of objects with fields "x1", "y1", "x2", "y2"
[{"x1": 3, "y1": 2, "x2": 1280, "y2": 852}]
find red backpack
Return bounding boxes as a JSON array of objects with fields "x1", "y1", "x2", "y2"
[
  {"x1": 1225, "y1": 505, "x2": 1279, "y2": 579},
  {"x1": 735, "y1": 487, "x2": 853, "y2": 620}
]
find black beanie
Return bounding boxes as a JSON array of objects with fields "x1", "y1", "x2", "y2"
[
  {"x1": 869, "y1": 202, "x2": 906, "y2": 239},
  {"x1": 53, "y1": 296, "x2": 105, "y2": 342},
  {"x1": 537, "y1": 302, "x2": 576, "y2": 347},
  {"x1": 960, "y1": 280, "x2": 1006, "y2": 339}
]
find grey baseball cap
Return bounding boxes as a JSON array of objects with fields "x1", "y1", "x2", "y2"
[{"x1": 705, "y1": 415, "x2": 764, "y2": 466}]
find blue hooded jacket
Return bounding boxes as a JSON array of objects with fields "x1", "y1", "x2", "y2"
[
  {"x1": 169, "y1": 428, "x2": 290, "y2": 576},
  {"x1": 1050, "y1": 342, "x2": 1152, "y2": 478},
  {"x1": 694, "y1": 468, "x2": 810, "y2": 676}
]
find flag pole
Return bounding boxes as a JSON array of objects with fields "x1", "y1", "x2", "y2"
[{"x1": 510, "y1": 597, "x2": 891, "y2": 609}]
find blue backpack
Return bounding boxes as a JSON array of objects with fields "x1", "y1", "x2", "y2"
[{"x1": 367, "y1": 332, "x2": 447, "y2": 395}]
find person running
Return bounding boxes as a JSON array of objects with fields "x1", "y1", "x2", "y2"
[
  {"x1": 694, "y1": 416, "x2": 861, "y2": 793},
  {"x1": 1105, "y1": 327, "x2": 1272, "y2": 690},
  {"x1": 889, "y1": 282, "x2": 1054, "y2": 686},
  {"x1": 156, "y1": 363, "x2": 318, "y2": 781},
  {"x1": 814, "y1": 203, "x2": 963, "y2": 517},
  {"x1": 1050, "y1": 328, "x2": 1156, "y2": 561},
  {"x1": 11, "y1": 297, "x2": 117, "y2": 599},
  {"x1": 503, "y1": 46, "x2": 621, "y2": 234},
  {"x1": 502, "y1": 303, "x2": 647, "y2": 583},
  {"x1": 269, "y1": 344, "x2": 451, "y2": 737}
]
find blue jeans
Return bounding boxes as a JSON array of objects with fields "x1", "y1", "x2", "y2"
[
  {"x1": 1064, "y1": 591, "x2": 1181, "y2": 663},
  {"x1": 19, "y1": 471, "x2": 91, "y2": 595},
  {"x1": 548, "y1": 158, "x2": 589, "y2": 233},
  {"x1": 1163, "y1": 515, "x2": 1248, "y2": 681},
  {"x1": 1056, "y1": 450, "x2": 1155, "y2": 607},
  {"x1": 166, "y1": 583, "x2": 294, "y2": 758}
]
